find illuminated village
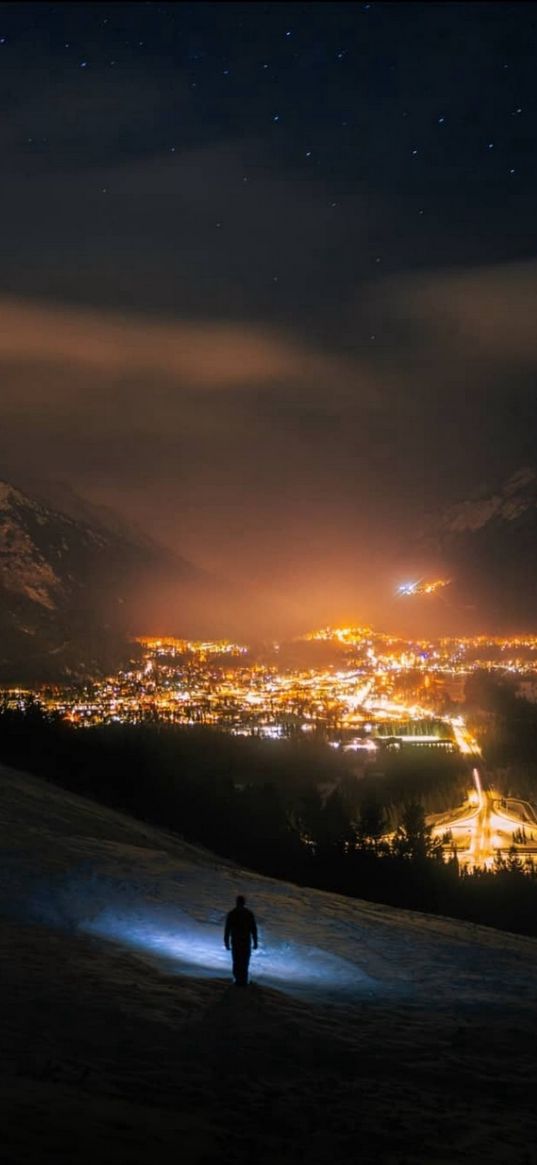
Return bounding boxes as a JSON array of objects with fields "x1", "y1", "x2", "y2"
[
  {"x1": 3, "y1": 621, "x2": 537, "y2": 870},
  {"x1": 13, "y1": 624, "x2": 537, "y2": 738}
]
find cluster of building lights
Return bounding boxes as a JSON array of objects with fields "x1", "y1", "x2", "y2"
[
  {"x1": 396, "y1": 578, "x2": 451, "y2": 597},
  {"x1": 4, "y1": 626, "x2": 537, "y2": 867},
  {"x1": 4, "y1": 626, "x2": 537, "y2": 743}
]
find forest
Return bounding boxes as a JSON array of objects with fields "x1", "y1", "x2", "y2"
[{"x1": 2, "y1": 700, "x2": 537, "y2": 938}]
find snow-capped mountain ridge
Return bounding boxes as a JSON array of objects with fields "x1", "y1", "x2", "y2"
[
  {"x1": 0, "y1": 481, "x2": 23, "y2": 507},
  {"x1": 0, "y1": 477, "x2": 176, "y2": 680},
  {"x1": 394, "y1": 467, "x2": 537, "y2": 632},
  {"x1": 441, "y1": 467, "x2": 537, "y2": 534},
  {"x1": 0, "y1": 478, "x2": 105, "y2": 612}
]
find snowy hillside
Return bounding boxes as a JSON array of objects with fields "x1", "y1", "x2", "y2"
[
  {"x1": 0, "y1": 479, "x2": 187, "y2": 680},
  {"x1": 1, "y1": 764, "x2": 537, "y2": 1163},
  {"x1": 395, "y1": 466, "x2": 537, "y2": 631}
]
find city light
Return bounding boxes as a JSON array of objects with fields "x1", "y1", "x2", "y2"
[
  {"x1": 4, "y1": 623, "x2": 537, "y2": 871},
  {"x1": 6, "y1": 626, "x2": 537, "y2": 743},
  {"x1": 397, "y1": 578, "x2": 451, "y2": 598}
]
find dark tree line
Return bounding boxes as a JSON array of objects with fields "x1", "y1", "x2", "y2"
[
  {"x1": 2, "y1": 707, "x2": 537, "y2": 937},
  {"x1": 465, "y1": 670, "x2": 537, "y2": 802}
]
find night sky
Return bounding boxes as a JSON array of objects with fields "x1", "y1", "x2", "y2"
[{"x1": 2, "y1": 2, "x2": 537, "y2": 632}]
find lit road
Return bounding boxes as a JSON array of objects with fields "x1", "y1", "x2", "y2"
[
  {"x1": 431, "y1": 766, "x2": 537, "y2": 869},
  {"x1": 449, "y1": 716, "x2": 482, "y2": 759},
  {"x1": 372, "y1": 712, "x2": 537, "y2": 866},
  {"x1": 430, "y1": 768, "x2": 490, "y2": 868},
  {"x1": 495, "y1": 796, "x2": 537, "y2": 829},
  {"x1": 468, "y1": 772, "x2": 493, "y2": 868}
]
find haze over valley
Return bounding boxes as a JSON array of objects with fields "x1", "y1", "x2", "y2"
[{"x1": 3, "y1": 4, "x2": 537, "y2": 1161}]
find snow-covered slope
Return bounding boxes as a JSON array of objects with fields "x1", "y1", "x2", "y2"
[
  {"x1": 0, "y1": 478, "x2": 223, "y2": 681},
  {"x1": 439, "y1": 467, "x2": 537, "y2": 535},
  {"x1": 394, "y1": 466, "x2": 537, "y2": 632},
  {"x1": 1, "y1": 765, "x2": 537, "y2": 1163},
  {"x1": 0, "y1": 479, "x2": 186, "y2": 680}
]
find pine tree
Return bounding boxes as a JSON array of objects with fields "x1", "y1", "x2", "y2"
[
  {"x1": 356, "y1": 799, "x2": 386, "y2": 852},
  {"x1": 392, "y1": 800, "x2": 443, "y2": 861}
]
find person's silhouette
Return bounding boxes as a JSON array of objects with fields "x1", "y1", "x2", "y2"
[{"x1": 224, "y1": 895, "x2": 258, "y2": 986}]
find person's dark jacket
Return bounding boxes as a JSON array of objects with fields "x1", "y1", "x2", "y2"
[{"x1": 224, "y1": 905, "x2": 258, "y2": 950}]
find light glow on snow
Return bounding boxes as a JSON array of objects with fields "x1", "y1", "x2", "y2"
[{"x1": 83, "y1": 908, "x2": 371, "y2": 994}]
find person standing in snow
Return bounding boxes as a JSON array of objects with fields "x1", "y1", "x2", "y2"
[{"x1": 224, "y1": 895, "x2": 258, "y2": 987}]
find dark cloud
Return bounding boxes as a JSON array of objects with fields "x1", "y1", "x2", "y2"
[
  {"x1": 1, "y1": 2, "x2": 536, "y2": 632},
  {"x1": 2, "y1": 254, "x2": 535, "y2": 603},
  {"x1": 0, "y1": 140, "x2": 367, "y2": 334},
  {"x1": 384, "y1": 260, "x2": 537, "y2": 367},
  {"x1": 0, "y1": 294, "x2": 381, "y2": 617},
  {"x1": 0, "y1": 296, "x2": 364, "y2": 389}
]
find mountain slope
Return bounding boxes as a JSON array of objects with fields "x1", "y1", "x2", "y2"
[
  {"x1": 394, "y1": 467, "x2": 537, "y2": 632},
  {"x1": 1, "y1": 763, "x2": 536, "y2": 1163},
  {"x1": 0, "y1": 479, "x2": 199, "y2": 680}
]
